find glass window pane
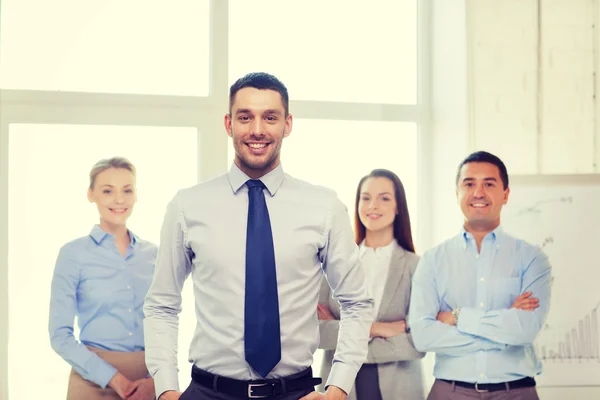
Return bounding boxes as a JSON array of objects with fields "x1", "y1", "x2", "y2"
[
  {"x1": 0, "y1": 0, "x2": 209, "y2": 96},
  {"x1": 229, "y1": 0, "x2": 418, "y2": 104},
  {"x1": 8, "y1": 124, "x2": 198, "y2": 399}
]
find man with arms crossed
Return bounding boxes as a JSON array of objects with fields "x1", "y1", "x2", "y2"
[
  {"x1": 144, "y1": 72, "x2": 374, "y2": 400},
  {"x1": 408, "y1": 151, "x2": 552, "y2": 399}
]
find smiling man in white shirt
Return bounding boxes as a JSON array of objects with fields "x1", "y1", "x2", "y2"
[{"x1": 143, "y1": 72, "x2": 374, "y2": 400}]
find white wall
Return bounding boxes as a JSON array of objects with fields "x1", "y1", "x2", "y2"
[
  {"x1": 468, "y1": 0, "x2": 600, "y2": 175},
  {"x1": 430, "y1": 0, "x2": 600, "y2": 398}
]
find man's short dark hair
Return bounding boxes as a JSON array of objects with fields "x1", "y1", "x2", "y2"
[
  {"x1": 456, "y1": 151, "x2": 509, "y2": 189},
  {"x1": 229, "y1": 72, "x2": 289, "y2": 116}
]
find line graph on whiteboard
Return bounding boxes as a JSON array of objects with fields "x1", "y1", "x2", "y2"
[{"x1": 503, "y1": 179, "x2": 600, "y2": 387}]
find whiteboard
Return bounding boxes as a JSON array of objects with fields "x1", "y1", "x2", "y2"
[{"x1": 502, "y1": 174, "x2": 600, "y2": 387}]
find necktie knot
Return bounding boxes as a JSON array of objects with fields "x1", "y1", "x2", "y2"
[{"x1": 246, "y1": 179, "x2": 266, "y2": 191}]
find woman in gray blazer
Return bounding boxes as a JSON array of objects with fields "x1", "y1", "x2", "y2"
[{"x1": 317, "y1": 169, "x2": 425, "y2": 400}]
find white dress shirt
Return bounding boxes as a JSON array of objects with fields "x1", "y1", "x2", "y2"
[
  {"x1": 143, "y1": 163, "x2": 374, "y2": 398},
  {"x1": 359, "y1": 240, "x2": 394, "y2": 319}
]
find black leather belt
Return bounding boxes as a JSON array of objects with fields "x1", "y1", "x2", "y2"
[
  {"x1": 191, "y1": 366, "x2": 322, "y2": 399},
  {"x1": 440, "y1": 377, "x2": 536, "y2": 393}
]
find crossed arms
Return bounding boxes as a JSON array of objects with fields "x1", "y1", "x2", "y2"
[{"x1": 407, "y1": 251, "x2": 552, "y2": 356}]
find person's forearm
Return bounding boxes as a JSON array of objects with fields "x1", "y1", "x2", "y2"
[
  {"x1": 457, "y1": 307, "x2": 544, "y2": 345},
  {"x1": 458, "y1": 258, "x2": 552, "y2": 346},
  {"x1": 410, "y1": 317, "x2": 506, "y2": 356},
  {"x1": 326, "y1": 298, "x2": 373, "y2": 395},
  {"x1": 370, "y1": 320, "x2": 405, "y2": 338},
  {"x1": 50, "y1": 329, "x2": 118, "y2": 388},
  {"x1": 143, "y1": 305, "x2": 181, "y2": 397},
  {"x1": 366, "y1": 334, "x2": 425, "y2": 363}
]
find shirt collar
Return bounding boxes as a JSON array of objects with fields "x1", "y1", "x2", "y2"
[
  {"x1": 227, "y1": 162, "x2": 285, "y2": 196},
  {"x1": 460, "y1": 224, "x2": 504, "y2": 243},
  {"x1": 359, "y1": 238, "x2": 398, "y2": 257},
  {"x1": 89, "y1": 224, "x2": 138, "y2": 246}
]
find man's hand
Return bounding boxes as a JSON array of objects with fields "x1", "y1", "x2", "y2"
[
  {"x1": 511, "y1": 292, "x2": 539, "y2": 311},
  {"x1": 108, "y1": 372, "x2": 133, "y2": 399},
  {"x1": 300, "y1": 385, "x2": 347, "y2": 399},
  {"x1": 125, "y1": 377, "x2": 155, "y2": 400},
  {"x1": 370, "y1": 321, "x2": 406, "y2": 338},
  {"x1": 317, "y1": 304, "x2": 335, "y2": 320},
  {"x1": 158, "y1": 390, "x2": 182, "y2": 400},
  {"x1": 436, "y1": 311, "x2": 456, "y2": 325}
]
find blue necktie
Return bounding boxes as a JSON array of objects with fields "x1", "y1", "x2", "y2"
[{"x1": 244, "y1": 179, "x2": 281, "y2": 378}]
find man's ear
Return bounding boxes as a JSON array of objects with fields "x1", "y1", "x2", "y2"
[
  {"x1": 503, "y1": 187, "x2": 510, "y2": 205},
  {"x1": 224, "y1": 113, "x2": 233, "y2": 138},
  {"x1": 283, "y1": 114, "x2": 293, "y2": 138}
]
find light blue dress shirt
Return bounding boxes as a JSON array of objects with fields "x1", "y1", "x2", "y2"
[
  {"x1": 49, "y1": 225, "x2": 157, "y2": 388},
  {"x1": 143, "y1": 163, "x2": 374, "y2": 398},
  {"x1": 408, "y1": 226, "x2": 552, "y2": 383}
]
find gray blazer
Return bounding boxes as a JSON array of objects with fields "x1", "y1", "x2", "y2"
[{"x1": 318, "y1": 243, "x2": 425, "y2": 400}]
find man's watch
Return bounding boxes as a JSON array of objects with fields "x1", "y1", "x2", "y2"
[{"x1": 451, "y1": 307, "x2": 461, "y2": 325}]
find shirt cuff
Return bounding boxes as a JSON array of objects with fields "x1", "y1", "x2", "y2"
[
  {"x1": 90, "y1": 359, "x2": 119, "y2": 389},
  {"x1": 325, "y1": 362, "x2": 358, "y2": 396},
  {"x1": 456, "y1": 307, "x2": 485, "y2": 337},
  {"x1": 153, "y1": 367, "x2": 180, "y2": 399}
]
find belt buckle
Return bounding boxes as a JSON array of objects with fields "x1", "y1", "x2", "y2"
[
  {"x1": 475, "y1": 383, "x2": 489, "y2": 393},
  {"x1": 248, "y1": 382, "x2": 269, "y2": 398}
]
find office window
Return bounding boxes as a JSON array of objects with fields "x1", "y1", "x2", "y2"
[
  {"x1": 229, "y1": 0, "x2": 418, "y2": 104},
  {"x1": 0, "y1": 0, "x2": 209, "y2": 96},
  {"x1": 8, "y1": 124, "x2": 198, "y2": 400}
]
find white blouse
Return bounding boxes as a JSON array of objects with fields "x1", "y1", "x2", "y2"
[{"x1": 359, "y1": 239, "x2": 396, "y2": 319}]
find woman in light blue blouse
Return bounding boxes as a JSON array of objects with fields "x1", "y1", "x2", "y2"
[{"x1": 49, "y1": 157, "x2": 157, "y2": 400}]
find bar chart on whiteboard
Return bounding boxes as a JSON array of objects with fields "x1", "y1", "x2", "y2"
[
  {"x1": 503, "y1": 176, "x2": 600, "y2": 387},
  {"x1": 535, "y1": 302, "x2": 599, "y2": 361}
]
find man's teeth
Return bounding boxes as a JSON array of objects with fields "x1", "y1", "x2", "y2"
[{"x1": 249, "y1": 143, "x2": 266, "y2": 149}]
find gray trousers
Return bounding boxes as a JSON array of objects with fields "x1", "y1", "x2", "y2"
[{"x1": 427, "y1": 379, "x2": 540, "y2": 400}]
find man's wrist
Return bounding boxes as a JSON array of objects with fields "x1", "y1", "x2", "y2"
[
  {"x1": 325, "y1": 385, "x2": 348, "y2": 399},
  {"x1": 159, "y1": 390, "x2": 177, "y2": 400}
]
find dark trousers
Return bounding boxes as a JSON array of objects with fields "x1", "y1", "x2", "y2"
[
  {"x1": 179, "y1": 367, "x2": 317, "y2": 400},
  {"x1": 354, "y1": 363, "x2": 383, "y2": 400}
]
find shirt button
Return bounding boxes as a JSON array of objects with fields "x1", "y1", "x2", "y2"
[
  {"x1": 479, "y1": 302, "x2": 485, "y2": 308},
  {"x1": 128, "y1": 308, "x2": 133, "y2": 313},
  {"x1": 128, "y1": 332, "x2": 133, "y2": 336},
  {"x1": 475, "y1": 254, "x2": 480, "y2": 259},
  {"x1": 480, "y1": 277, "x2": 485, "y2": 282},
  {"x1": 480, "y1": 372, "x2": 485, "y2": 378},
  {"x1": 126, "y1": 285, "x2": 131, "y2": 289}
]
